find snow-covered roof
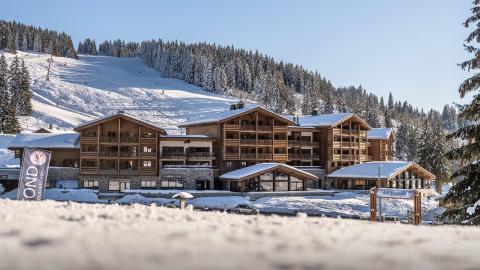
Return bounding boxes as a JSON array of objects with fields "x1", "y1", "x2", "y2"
[
  {"x1": 8, "y1": 132, "x2": 80, "y2": 149},
  {"x1": 220, "y1": 163, "x2": 318, "y2": 181},
  {"x1": 74, "y1": 112, "x2": 166, "y2": 133},
  {"x1": 179, "y1": 106, "x2": 295, "y2": 127},
  {"x1": 172, "y1": 192, "x2": 194, "y2": 199},
  {"x1": 368, "y1": 128, "x2": 394, "y2": 140},
  {"x1": 327, "y1": 161, "x2": 435, "y2": 180},
  {"x1": 290, "y1": 113, "x2": 371, "y2": 129}
]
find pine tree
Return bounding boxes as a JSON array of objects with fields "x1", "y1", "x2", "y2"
[
  {"x1": 384, "y1": 110, "x2": 393, "y2": 128},
  {"x1": 18, "y1": 60, "x2": 32, "y2": 115},
  {"x1": 8, "y1": 55, "x2": 22, "y2": 112},
  {"x1": 0, "y1": 54, "x2": 20, "y2": 134},
  {"x1": 365, "y1": 96, "x2": 381, "y2": 128},
  {"x1": 387, "y1": 92, "x2": 394, "y2": 110},
  {"x1": 441, "y1": 1, "x2": 480, "y2": 225}
]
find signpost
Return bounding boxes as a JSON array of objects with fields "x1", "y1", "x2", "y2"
[
  {"x1": 16, "y1": 147, "x2": 52, "y2": 201},
  {"x1": 370, "y1": 187, "x2": 422, "y2": 225}
]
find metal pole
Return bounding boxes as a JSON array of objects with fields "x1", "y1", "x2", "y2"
[{"x1": 46, "y1": 54, "x2": 53, "y2": 81}]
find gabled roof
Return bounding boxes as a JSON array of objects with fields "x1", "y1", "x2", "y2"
[
  {"x1": 291, "y1": 113, "x2": 371, "y2": 129},
  {"x1": 219, "y1": 163, "x2": 319, "y2": 182},
  {"x1": 8, "y1": 132, "x2": 80, "y2": 149},
  {"x1": 74, "y1": 112, "x2": 167, "y2": 134},
  {"x1": 368, "y1": 128, "x2": 394, "y2": 140},
  {"x1": 327, "y1": 161, "x2": 435, "y2": 180},
  {"x1": 179, "y1": 106, "x2": 296, "y2": 127}
]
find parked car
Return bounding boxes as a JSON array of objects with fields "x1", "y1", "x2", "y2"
[{"x1": 234, "y1": 204, "x2": 259, "y2": 215}]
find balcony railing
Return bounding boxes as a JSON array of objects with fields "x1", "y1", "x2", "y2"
[
  {"x1": 240, "y1": 153, "x2": 256, "y2": 159},
  {"x1": 240, "y1": 139, "x2": 256, "y2": 145},
  {"x1": 288, "y1": 154, "x2": 320, "y2": 160},
  {"x1": 240, "y1": 125, "x2": 256, "y2": 131},
  {"x1": 188, "y1": 152, "x2": 215, "y2": 159},
  {"x1": 258, "y1": 125, "x2": 272, "y2": 132},
  {"x1": 100, "y1": 136, "x2": 117, "y2": 143},
  {"x1": 100, "y1": 151, "x2": 118, "y2": 157},
  {"x1": 120, "y1": 136, "x2": 138, "y2": 143},
  {"x1": 119, "y1": 151, "x2": 137, "y2": 157},
  {"x1": 258, "y1": 139, "x2": 273, "y2": 145},
  {"x1": 257, "y1": 153, "x2": 273, "y2": 159},
  {"x1": 161, "y1": 152, "x2": 186, "y2": 159}
]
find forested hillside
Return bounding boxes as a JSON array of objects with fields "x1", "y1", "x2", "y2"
[{"x1": 0, "y1": 20, "x2": 77, "y2": 59}]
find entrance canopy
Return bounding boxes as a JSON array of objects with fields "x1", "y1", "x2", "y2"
[
  {"x1": 220, "y1": 163, "x2": 318, "y2": 182},
  {"x1": 220, "y1": 163, "x2": 318, "y2": 192}
]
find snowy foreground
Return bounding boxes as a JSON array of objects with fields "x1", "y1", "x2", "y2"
[
  {"x1": 0, "y1": 189, "x2": 442, "y2": 221},
  {"x1": 0, "y1": 199, "x2": 478, "y2": 270}
]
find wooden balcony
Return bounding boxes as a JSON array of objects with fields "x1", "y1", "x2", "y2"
[
  {"x1": 257, "y1": 153, "x2": 273, "y2": 160},
  {"x1": 240, "y1": 153, "x2": 257, "y2": 160},
  {"x1": 224, "y1": 124, "x2": 240, "y2": 131},
  {"x1": 161, "y1": 152, "x2": 186, "y2": 159},
  {"x1": 257, "y1": 139, "x2": 273, "y2": 145},
  {"x1": 139, "y1": 152, "x2": 157, "y2": 158},
  {"x1": 273, "y1": 153, "x2": 288, "y2": 160},
  {"x1": 224, "y1": 153, "x2": 240, "y2": 159},
  {"x1": 240, "y1": 125, "x2": 256, "y2": 132},
  {"x1": 224, "y1": 138, "x2": 239, "y2": 145},
  {"x1": 240, "y1": 139, "x2": 256, "y2": 145},
  {"x1": 188, "y1": 152, "x2": 216, "y2": 160},
  {"x1": 100, "y1": 136, "x2": 118, "y2": 143},
  {"x1": 99, "y1": 151, "x2": 118, "y2": 158},
  {"x1": 120, "y1": 137, "x2": 139, "y2": 144},
  {"x1": 80, "y1": 152, "x2": 98, "y2": 158},
  {"x1": 258, "y1": 125, "x2": 273, "y2": 132},
  {"x1": 288, "y1": 154, "x2": 320, "y2": 160},
  {"x1": 81, "y1": 137, "x2": 98, "y2": 143}
]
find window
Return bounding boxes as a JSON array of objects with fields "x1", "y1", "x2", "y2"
[
  {"x1": 143, "y1": 160, "x2": 152, "y2": 168},
  {"x1": 241, "y1": 161, "x2": 247, "y2": 167},
  {"x1": 143, "y1": 146, "x2": 152, "y2": 153},
  {"x1": 160, "y1": 180, "x2": 184, "y2": 189},
  {"x1": 84, "y1": 180, "x2": 99, "y2": 188},
  {"x1": 141, "y1": 180, "x2": 156, "y2": 189},
  {"x1": 0, "y1": 175, "x2": 8, "y2": 179},
  {"x1": 109, "y1": 180, "x2": 120, "y2": 191},
  {"x1": 226, "y1": 162, "x2": 233, "y2": 168}
]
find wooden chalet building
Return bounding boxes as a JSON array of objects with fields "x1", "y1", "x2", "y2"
[
  {"x1": 288, "y1": 113, "x2": 371, "y2": 174},
  {"x1": 179, "y1": 106, "x2": 295, "y2": 175},
  {"x1": 367, "y1": 128, "x2": 395, "y2": 161},
  {"x1": 327, "y1": 161, "x2": 435, "y2": 190},
  {"x1": 5, "y1": 105, "x2": 436, "y2": 193}
]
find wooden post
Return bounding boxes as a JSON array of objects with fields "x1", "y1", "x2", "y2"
[
  {"x1": 414, "y1": 191, "x2": 422, "y2": 225},
  {"x1": 272, "y1": 171, "x2": 276, "y2": 191},
  {"x1": 370, "y1": 188, "x2": 377, "y2": 222},
  {"x1": 288, "y1": 175, "x2": 291, "y2": 191}
]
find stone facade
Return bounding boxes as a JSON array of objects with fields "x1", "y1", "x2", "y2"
[
  {"x1": 79, "y1": 175, "x2": 159, "y2": 193},
  {"x1": 294, "y1": 166, "x2": 325, "y2": 189},
  {"x1": 159, "y1": 167, "x2": 215, "y2": 190}
]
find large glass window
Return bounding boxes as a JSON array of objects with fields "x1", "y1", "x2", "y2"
[
  {"x1": 160, "y1": 180, "x2": 184, "y2": 189},
  {"x1": 84, "y1": 180, "x2": 99, "y2": 188},
  {"x1": 141, "y1": 180, "x2": 156, "y2": 189}
]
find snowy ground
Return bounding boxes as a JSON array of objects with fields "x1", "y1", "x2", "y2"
[
  {"x1": 2, "y1": 51, "x2": 251, "y2": 132},
  {"x1": 0, "y1": 199, "x2": 477, "y2": 270},
  {"x1": 0, "y1": 189, "x2": 442, "y2": 222}
]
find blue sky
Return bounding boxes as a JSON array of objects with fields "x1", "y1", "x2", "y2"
[{"x1": 0, "y1": 0, "x2": 473, "y2": 111}]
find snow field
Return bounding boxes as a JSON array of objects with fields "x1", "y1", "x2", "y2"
[{"x1": 0, "y1": 199, "x2": 478, "y2": 270}]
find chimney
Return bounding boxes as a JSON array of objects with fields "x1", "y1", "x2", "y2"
[
  {"x1": 311, "y1": 109, "x2": 318, "y2": 116},
  {"x1": 237, "y1": 100, "x2": 245, "y2": 109},
  {"x1": 117, "y1": 110, "x2": 125, "y2": 114}
]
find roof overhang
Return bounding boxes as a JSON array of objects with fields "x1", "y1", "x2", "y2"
[
  {"x1": 74, "y1": 113, "x2": 167, "y2": 135},
  {"x1": 220, "y1": 163, "x2": 319, "y2": 182}
]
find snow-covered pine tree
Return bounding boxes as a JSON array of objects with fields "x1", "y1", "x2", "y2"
[
  {"x1": 213, "y1": 65, "x2": 227, "y2": 93},
  {"x1": 8, "y1": 55, "x2": 22, "y2": 112},
  {"x1": 384, "y1": 110, "x2": 393, "y2": 128},
  {"x1": 18, "y1": 59, "x2": 32, "y2": 115},
  {"x1": 33, "y1": 33, "x2": 42, "y2": 52},
  {"x1": 441, "y1": 0, "x2": 480, "y2": 225},
  {"x1": 364, "y1": 95, "x2": 381, "y2": 128},
  {"x1": 0, "y1": 54, "x2": 20, "y2": 134}
]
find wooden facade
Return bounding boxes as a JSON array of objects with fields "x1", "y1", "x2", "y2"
[
  {"x1": 10, "y1": 148, "x2": 80, "y2": 168},
  {"x1": 181, "y1": 107, "x2": 295, "y2": 174},
  {"x1": 368, "y1": 132, "x2": 395, "y2": 161},
  {"x1": 159, "y1": 136, "x2": 215, "y2": 167},
  {"x1": 74, "y1": 114, "x2": 167, "y2": 176},
  {"x1": 288, "y1": 115, "x2": 370, "y2": 173}
]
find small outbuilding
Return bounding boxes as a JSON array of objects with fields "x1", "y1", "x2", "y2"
[
  {"x1": 219, "y1": 163, "x2": 319, "y2": 192},
  {"x1": 327, "y1": 161, "x2": 435, "y2": 190}
]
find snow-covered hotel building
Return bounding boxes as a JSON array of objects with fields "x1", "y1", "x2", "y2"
[{"x1": 4, "y1": 105, "x2": 435, "y2": 193}]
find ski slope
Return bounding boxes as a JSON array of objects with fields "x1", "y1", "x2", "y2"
[{"x1": 3, "y1": 51, "x2": 250, "y2": 133}]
